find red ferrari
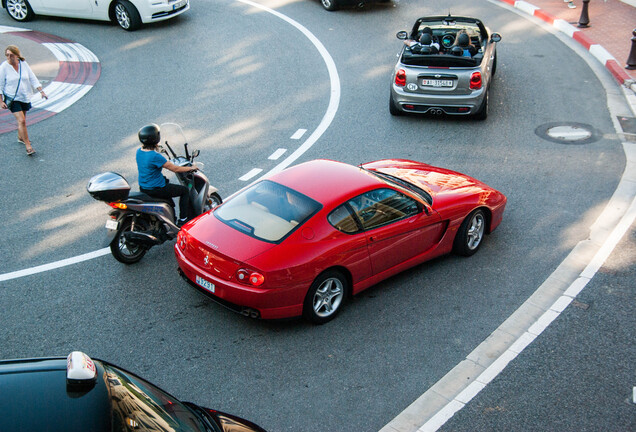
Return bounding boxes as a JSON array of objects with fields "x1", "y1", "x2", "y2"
[{"x1": 175, "y1": 159, "x2": 506, "y2": 324}]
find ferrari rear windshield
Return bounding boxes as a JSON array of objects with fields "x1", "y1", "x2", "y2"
[{"x1": 215, "y1": 180, "x2": 322, "y2": 243}]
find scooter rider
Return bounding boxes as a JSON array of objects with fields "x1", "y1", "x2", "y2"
[{"x1": 136, "y1": 123, "x2": 197, "y2": 226}]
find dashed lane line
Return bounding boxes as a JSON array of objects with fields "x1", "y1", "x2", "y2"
[{"x1": 0, "y1": 0, "x2": 340, "y2": 282}]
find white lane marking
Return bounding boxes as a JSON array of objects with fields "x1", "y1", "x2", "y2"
[
  {"x1": 239, "y1": 168, "x2": 263, "y2": 181},
  {"x1": 43, "y1": 42, "x2": 100, "y2": 63},
  {"x1": 237, "y1": 0, "x2": 340, "y2": 179},
  {"x1": 268, "y1": 148, "x2": 287, "y2": 160},
  {"x1": 0, "y1": 2, "x2": 341, "y2": 282},
  {"x1": 290, "y1": 128, "x2": 307, "y2": 140},
  {"x1": 419, "y1": 191, "x2": 636, "y2": 432},
  {"x1": 0, "y1": 248, "x2": 110, "y2": 282},
  {"x1": 31, "y1": 81, "x2": 93, "y2": 113}
]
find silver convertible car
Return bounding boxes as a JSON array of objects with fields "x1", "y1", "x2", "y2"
[{"x1": 390, "y1": 15, "x2": 501, "y2": 119}]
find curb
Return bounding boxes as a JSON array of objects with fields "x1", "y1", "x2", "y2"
[
  {"x1": 0, "y1": 26, "x2": 100, "y2": 134},
  {"x1": 497, "y1": 0, "x2": 635, "y2": 91}
]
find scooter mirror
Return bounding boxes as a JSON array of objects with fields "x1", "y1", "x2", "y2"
[{"x1": 192, "y1": 149, "x2": 200, "y2": 158}]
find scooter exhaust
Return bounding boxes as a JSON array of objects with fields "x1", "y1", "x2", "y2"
[{"x1": 123, "y1": 231, "x2": 161, "y2": 247}]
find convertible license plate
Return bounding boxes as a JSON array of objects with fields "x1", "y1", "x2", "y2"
[
  {"x1": 422, "y1": 79, "x2": 453, "y2": 87},
  {"x1": 105, "y1": 219, "x2": 118, "y2": 230},
  {"x1": 196, "y1": 275, "x2": 215, "y2": 293},
  {"x1": 173, "y1": 0, "x2": 187, "y2": 9}
]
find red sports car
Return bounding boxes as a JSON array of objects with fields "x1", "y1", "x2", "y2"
[{"x1": 175, "y1": 159, "x2": 506, "y2": 324}]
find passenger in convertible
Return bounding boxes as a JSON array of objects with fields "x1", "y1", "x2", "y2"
[{"x1": 453, "y1": 30, "x2": 478, "y2": 57}]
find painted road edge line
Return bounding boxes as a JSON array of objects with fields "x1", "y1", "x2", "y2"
[{"x1": 0, "y1": 248, "x2": 110, "y2": 282}]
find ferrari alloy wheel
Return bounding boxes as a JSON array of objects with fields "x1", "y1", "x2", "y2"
[
  {"x1": 453, "y1": 209, "x2": 486, "y2": 256},
  {"x1": 321, "y1": 0, "x2": 339, "y2": 11},
  {"x1": 304, "y1": 270, "x2": 347, "y2": 324},
  {"x1": 6, "y1": 0, "x2": 34, "y2": 22},
  {"x1": 114, "y1": 0, "x2": 141, "y2": 31},
  {"x1": 111, "y1": 218, "x2": 147, "y2": 264}
]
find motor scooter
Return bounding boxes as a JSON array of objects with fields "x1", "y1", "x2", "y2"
[{"x1": 87, "y1": 123, "x2": 222, "y2": 264}]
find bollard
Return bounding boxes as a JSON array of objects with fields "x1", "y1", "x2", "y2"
[
  {"x1": 627, "y1": 29, "x2": 636, "y2": 70},
  {"x1": 578, "y1": 0, "x2": 590, "y2": 28}
]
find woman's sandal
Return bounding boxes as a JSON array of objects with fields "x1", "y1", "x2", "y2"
[{"x1": 26, "y1": 148, "x2": 36, "y2": 156}]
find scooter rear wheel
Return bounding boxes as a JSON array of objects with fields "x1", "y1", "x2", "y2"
[{"x1": 111, "y1": 217, "x2": 147, "y2": 264}]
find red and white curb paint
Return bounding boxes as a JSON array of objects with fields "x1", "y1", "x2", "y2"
[
  {"x1": 0, "y1": 26, "x2": 100, "y2": 133},
  {"x1": 497, "y1": 0, "x2": 634, "y2": 87}
]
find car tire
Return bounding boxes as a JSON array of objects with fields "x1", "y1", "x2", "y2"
[
  {"x1": 389, "y1": 95, "x2": 402, "y2": 116},
  {"x1": 303, "y1": 270, "x2": 348, "y2": 324},
  {"x1": 5, "y1": 0, "x2": 34, "y2": 22},
  {"x1": 321, "y1": 0, "x2": 339, "y2": 11},
  {"x1": 114, "y1": 0, "x2": 141, "y2": 31},
  {"x1": 453, "y1": 209, "x2": 487, "y2": 257},
  {"x1": 473, "y1": 89, "x2": 488, "y2": 120},
  {"x1": 110, "y1": 217, "x2": 148, "y2": 264}
]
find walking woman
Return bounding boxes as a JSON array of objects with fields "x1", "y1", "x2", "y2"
[{"x1": 0, "y1": 45, "x2": 48, "y2": 156}]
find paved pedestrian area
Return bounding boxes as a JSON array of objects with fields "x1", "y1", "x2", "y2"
[{"x1": 498, "y1": 0, "x2": 636, "y2": 88}]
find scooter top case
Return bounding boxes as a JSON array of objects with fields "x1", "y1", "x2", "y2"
[{"x1": 87, "y1": 172, "x2": 130, "y2": 202}]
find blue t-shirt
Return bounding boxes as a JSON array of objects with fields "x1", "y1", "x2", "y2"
[{"x1": 136, "y1": 148, "x2": 167, "y2": 189}]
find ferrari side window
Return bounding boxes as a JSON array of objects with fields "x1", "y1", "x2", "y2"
[
  {"x1": 328, "y1": 205, "x2": 360, "y2": 234},
  {"x1": 349, "y1": 189, "x2": 420, "y2": 231}
]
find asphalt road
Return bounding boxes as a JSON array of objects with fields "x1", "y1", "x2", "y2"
[{"x1": 0, "y1": 1, "x2": 632, "y2": 431}]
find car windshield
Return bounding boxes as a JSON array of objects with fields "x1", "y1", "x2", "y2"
[
  {"x1": 366, "y1": 170, "x2": 433, "y2": 205},
  {"x1": 215, "y1": 180, "x2": 322, "y2": 243},
  {"x1": 103, "y1": 363, "x2": 206, "y2": 432}
]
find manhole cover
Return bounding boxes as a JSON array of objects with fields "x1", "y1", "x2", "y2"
[{"x1": 535, "y1": 122, "x2": 600, "y2": 145}]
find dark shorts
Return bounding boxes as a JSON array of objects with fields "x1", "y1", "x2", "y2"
[{"x1": 8, "y1": 100, "x2": 32, "y2": 113}]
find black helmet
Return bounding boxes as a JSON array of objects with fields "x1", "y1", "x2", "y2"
[
  {"x1": 457, "y1": 33, "x2": 470, "y2": 47},
  {"x1": 138, "y1": 123, "x2": 160, "y2": 147},
  {"x1": 419, "y1": 33, "x2": 432, "y2": 45}
]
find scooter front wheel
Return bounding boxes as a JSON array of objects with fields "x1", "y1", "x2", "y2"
[
  {"x1": 204, "y1": 192, "x2": 222, "y2": 212},
  {"x1": 111, "y1": 218, "x2": 147, "y2": 264}
]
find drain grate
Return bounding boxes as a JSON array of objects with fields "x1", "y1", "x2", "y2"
[{"x1": 535, "y1": 122, "x2": 600, "y2": 145}]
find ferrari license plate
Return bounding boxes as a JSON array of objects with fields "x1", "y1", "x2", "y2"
[
  {"x1": 173, "y1": 0, "x2": 187, "y2": 9},
  {"x1": 196, "y1": 275, "x2": 215, "y2": 293},
  {"x1": 105, "y1": 219, "x2": 118, "y2": 230},
  {"x1": 422, "y1": 79, "x2": 453, "y2": 87}
]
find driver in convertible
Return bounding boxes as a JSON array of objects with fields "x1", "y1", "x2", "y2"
[
  {"x1": 404, "y1": 27, "x2": 440, "y2": 54},
  {"x1": 136, "y1": 123, "x2": 198, "y2": 226}
]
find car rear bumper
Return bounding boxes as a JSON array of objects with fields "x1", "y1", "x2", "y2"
[
  {"x1": 174, "y1": 246, "x2": 304, "y2": 320},
  {"x1": 391, "y1": 85, "x2": 485, "y2": 115}
]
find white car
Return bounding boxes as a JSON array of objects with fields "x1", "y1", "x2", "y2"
[{"x1": 2, "y1": 0, "x2": 189, "y2": 31}]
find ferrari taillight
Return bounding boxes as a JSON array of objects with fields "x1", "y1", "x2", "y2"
[
  {"x1": 236, "y1": 269, "x2": 265, "y2": 287},
  {"x1": 395, "y1": 69, "x2": 406, "y2": 87},
  {"x1": 470, "y1": 71, "x2": 482, "y2": 90},
  {"x1": 176, "y1": 230, "x2": 187, "y2": 251}
]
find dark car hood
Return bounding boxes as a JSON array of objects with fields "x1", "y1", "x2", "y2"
[{"x1": 198, "y1": 405, "x2": 267, "y2": 432}]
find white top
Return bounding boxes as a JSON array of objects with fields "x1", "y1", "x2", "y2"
[{"x1": 0, "y1": 60, "x2": 41, "y2": 103}]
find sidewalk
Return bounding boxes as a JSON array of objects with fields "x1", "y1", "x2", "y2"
[{"x1": 498, "y1": 0, "x2": 636, "y2": 90}]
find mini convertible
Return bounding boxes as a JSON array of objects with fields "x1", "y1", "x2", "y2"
[
  {"x1": 390, "y1": 15, "x2": 501, "y2": 119},
  {"x1": 175, "y1": 159, "x2": 507, "y2": 324}
]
